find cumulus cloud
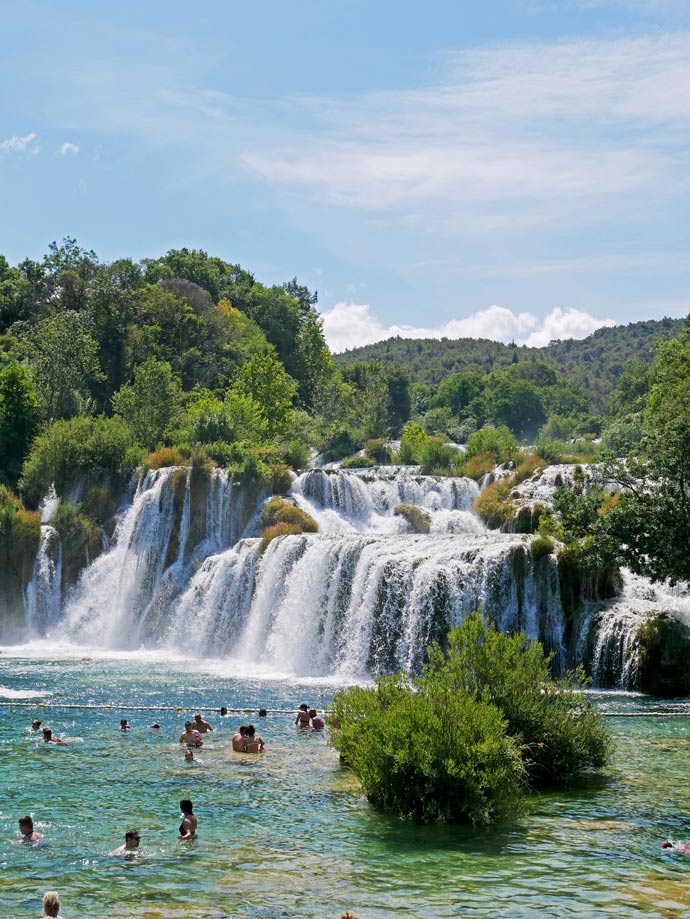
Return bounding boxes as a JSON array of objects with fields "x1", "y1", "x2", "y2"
[
  {"x1": 321, "y1": 302, "x2": 616, "y2": 353},
  {"x1": 0, "y1": 132, "x2": 37, "y2": 153},
  {"x1": 59, "y1": 142, "x2": 79, "y2": 155}
]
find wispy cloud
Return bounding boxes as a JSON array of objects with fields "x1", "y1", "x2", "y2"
[
  {"x1": 241, "y1": 34, "x2": 690, "y2": 235},
  {"x1": 0, "y1": 132, "x2": 37, "y2": 153},
  {"x1": 321, "y1": 302, "x2": 617, "y2": 353},
  {"x1": 59, "y1": 141, "x2": 79, "y2": 155}
]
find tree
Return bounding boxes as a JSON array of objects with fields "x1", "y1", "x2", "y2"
[
  {"x1": 233, "y1": 352, "x2": 297, "y2": 437},
  {"x1": 0, "y1": 363, "x2": 42, "y2": 487},
  {"x1": 112, "y1": 358, "x2": 183, "y2": 450},
  {"x1": 27, "y1": 311, "x2": 104, "y2": 419},
  {"x1": 604, "y1": 334, "x2": 690, "y2": 584}
]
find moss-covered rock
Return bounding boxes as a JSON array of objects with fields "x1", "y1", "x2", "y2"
[
  {"x1": 393, "y1": 503, "x2": 431, "y2": 534},
  {"x1": 635, "y1": 614, "x2": 690, "y2": 697},
  {"x1": 49, "y1": 502, "x2": 104, "y2": 591},
  {"x1": 259, "y1": 522, "x2": 303, "y2": 554},
  {"x1": 260, "y1": 496, "x2": 318, "y2": 533},
  {"x1": 0, "y1": 487, "x2": 41, "y2": 638}
]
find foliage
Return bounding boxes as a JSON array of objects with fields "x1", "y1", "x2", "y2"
[
  {"x1": 464, "y1": 426, "x2": 518, "y2": 464},
  {"x1": 473, "y1": 479, "x2": 515, "y2": 530},
  {"x1": 233, "y1": 352, "x2": 297, "y2": 437},
  {"x1": 423, "y1": 613, "x2": 611, "y2": 786},
  {"x1": 0, "y1": 362, "x2": 42, "y2": 487},
  {"x1": 260, "y1": 497, "x2": 317, "y2": 533},
  {"x1": 330, "y1": 613, "x2": 610, "y2": 823},
  {"x1": 461, "y1": 453, "x2": 495, "y2": 481},
  {"x1": 141, "y1": 447, "x2": 186, "y2": 470},
  {"x1": 393, "y1": 503, "x2": 431, "y2": 534},
  {"x1": 364, "y1": 438, "x2": 392, "y2": 464},
  {"x1": 330, "y1": 673, "x2": 525, "y2": 824},
  {"x1": 113, "y1": 358, "x2": 183, "y2": 450},
  {"x1": 0, "y1": 485, "x2": 41, "y2": 573},
  {"x1": 398, "y1": 421, "x2": 430, "y2": 465},
  {"x1": 419, "y1": 438, "x2": 457, "y2": 474},
  {"x1": 337, "y1": 318, "x2": 683, "y2": 411},
  {"x1": 26, "y1": 311, "x2": 104, "y2": 419},
  {"x1": 635, "y1": 614, "x2": 690, "y2": 698},
  {"x1": 530, "y1": 535, "x2": 555, "y2": 560},
  {"x1": 19, "y1": 416, "x2": 136, "y2": 507},
  {"x1": 340, "y1": 454, "x2": 375, "y2": 469},
  {"x1": 259, "y1": 522, "x2": 304, "y2": 554}
]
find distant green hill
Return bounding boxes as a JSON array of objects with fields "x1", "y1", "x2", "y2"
[{"x1": 335, "y1": 317, "x2": 686, "y2": 410}]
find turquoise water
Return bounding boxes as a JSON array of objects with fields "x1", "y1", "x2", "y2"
[{"x1": 1, "y1": 654, "x2": 690, "y2": 918}]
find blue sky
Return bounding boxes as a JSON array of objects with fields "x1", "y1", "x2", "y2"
[{"x1": 2, "y1": 0, "x2": 689, "y2": 350}]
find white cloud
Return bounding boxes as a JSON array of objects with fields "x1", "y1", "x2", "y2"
[
  {"x1": 59, "y1": 142, "x2": 79, "y2": 155},
  {"x1": 321, "y1": 302, "x2": 616, "y2": 353},
  {"x1": 0, "y1": 132, "x2": 37, "y2": 153}
]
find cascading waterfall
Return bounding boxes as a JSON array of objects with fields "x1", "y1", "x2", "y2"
[{"x1": 17, "y1": 461, "x2": 690, "y2": 686}]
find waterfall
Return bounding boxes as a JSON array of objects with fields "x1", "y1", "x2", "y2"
[
  {"x1": 165, "y1": 531, "x2": 564, "y2": 678},
  {"x1": 16, "y1": 461, "x2": 690, "y2": 688},
  {"x1": 24, "y1": 525, "x2": 62, "y2": 635},
  {"x1": 57, "y1": 466, "x2": 260, "y2": 649}
]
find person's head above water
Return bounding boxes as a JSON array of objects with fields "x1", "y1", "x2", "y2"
[
  {"x1": 42, "y1": 728, "x2": 52, "y2": 741},
  {"x1": 42, "y1": 891, "x2": 60, "y2": 918},
  {"x1": 298, "y1": 703, "x2": 308, "y2": 712},
  {"x1": 180, "y1": 798, "x2": 193, "y2": 814},
  {"x1": 32, "y1": 719, "x2": 41, "y2": 730},
  {"x1": 184, "y1": 749, "x2": 194, "y2": 762},
  {"x1": 124, "y1": 830, "x2": 140, "y2": 849},
  {"x1": 220, "y1": 706, "x2": 228, "y2": 716},
  {"x1": 246, "y1": 724, "x2": 256, "y2": 737},
  {"x1": 19, "y1": 816, "x2": 34, "y2": 833}
]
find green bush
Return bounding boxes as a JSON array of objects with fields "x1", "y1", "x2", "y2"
[
  {"x1": 20, "y1": 416, "x2": 136, "y2": 506},
  {"x1": 340, "y1": 454, "x2": 375, "y2": 469},
  {"x1": 393, "y1": 503, "x2": 431, "y2": 534},
  {"x1": 531, "y1": 535, "x2": 555, "y2": 560},
  {"x1": 0, "y1": 486, "x2": 41, "y2": 576},
  {"x1": 260, "y1": 496, "x2": 317, "y2": 533},
  {"x1": 259, "y1": 521, "x2": 303, "y2": 554},
  {"x1": 330, "y1": 613, "x2": 611, "y2": 823},
  {"x1": 330, "y1": 674, "x2": 525, "y2": 824},
  {"x1": 270, "y1": 464, "x2": 294, "y2": 495},
  {"x1": 419, "y1": 438, "x2": 456, "y2": 474},
  {"x1": 473, "y1": 479, "x2": 515, "y2": 530},
  {"x1": 364, "y1": 438, "x2": 391, "y2": 463},
  {"x1": 461, "y1": 453, "x2": 495, "y2": 480},
  {"x1": 465, "y1": 426, "x2": 519, "y2": 464}
]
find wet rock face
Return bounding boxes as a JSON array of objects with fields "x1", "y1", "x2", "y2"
[{"x1": 635, "y1": 613, "x2": 690, "y2": 697}]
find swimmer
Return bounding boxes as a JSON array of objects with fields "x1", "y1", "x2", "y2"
[
  {"x1": 178, "y1": 799, "x2": 197, "y2": 840},
  {"x1": 219, "y1": 706, "x2": 228, "y2": 717},
  {"x1": 31, "y1": 719, "x2": 41, "y2": 731},
  {"x1": 120, "y1": 718, "x2": 130, "y2": 731},
  {"x1": 42, "y1": 727, "x2": 66, "y2": 745},
  {"x1": 179, "y1": 722, "x2": 203, "y2": 746},
  {"x1": 258, "y1": 708, "x2": 267, "y2": 717},
  {"x1": 150, "y1": 723, "x2": 161, "y2": 730},
  {"x1": 17, "y1": 815, "x2": 43, "y2": 844},
  {"x1": 232, "y1": 725, "x2": 248, "y2": 752},
  {"x1": 661, "y1": 839, "x2": 690, "y2": 853},
  {"x1": 295, "y1": 704, "x2": 310, "y2": 728},
  {"x1": 309, "y1": 708, "x2": 325, "y2": 731},
  {"x1": 110, "y1": 829, "x2": 140, "y2": 856},
  {"x1": 193, "y1": 712, "x2": 214, "y2": 733},
  {"x1": 244, "y1": 724, "x2": 264, "y2": 753},
  {"x1": 41, "y1": 890, "x2": 65, "y2": 918}
]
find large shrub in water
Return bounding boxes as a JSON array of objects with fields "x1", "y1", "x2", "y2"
[
  {"x1": 330, "y1": 613, "x2": 611, "y2": 823},
  {"x1": 424, "y1": 613, "x2": 611, "y2": 786},
  {"x1": 330, "y1": 674, "x2": 525, "y2": 824}
]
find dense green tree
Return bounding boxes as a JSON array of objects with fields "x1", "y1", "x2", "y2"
[
  {"x1": 483, "y1": 374, "x2": 546, "y2": 439},
  {"x1": 233, "y1": 352, "x2": 297, "y2": 437},
  {"x1": 27, "y1": 311, "x2": 104, "y2": 419},
  {"x1": 0, "y1": 363, "x2": 42, "y2": 487},
  {"x1": 112, "y1": 358, "x2": 183, "y2": 450}
]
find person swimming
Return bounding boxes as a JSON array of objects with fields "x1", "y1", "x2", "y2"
[
  {"x1": 120, "y1": 718, "x2": 130, "y2": 731},
  {"x1": 17, "y1": 815, "x2": 43, "y2": 844},
  {"x1": 244, "y1": 724, "x2": 264, "y2": 753},
  {"x1": 295, "y1": 704, "x2": 311, "y2": 728},
  {"x1": 309, "y1": 708, "x2": 325, "y2": 730},
  {"x1": 41, "y1": 890, "x2": 65, "y2": 918},
  {"x1": 178, "y1": 799, "x2": 197, "y2": 840},
  {"x1": 192, "y1": 712, "x2": 214, "y2": 733},
  {"x1": 232, "y1": 725, "x2": 248, "y2": 752},
  {"x1": 110, "y1": 829, "x2": 140, "y2": 856},
  {"x1": 42, "y1": 728, "x2": 66, "y2": 745},
  {"x1": 31, "y1": 719, "x2": 41, "y2": 731},
  {"x1": 661, "y1": 839, "x2": 690, "y2": 853},
  {"x1": 179, "y1": 722, "x2": 203, "y2": 746}
]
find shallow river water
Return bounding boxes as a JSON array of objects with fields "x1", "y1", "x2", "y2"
[{"x1": 0, "y1": 652, "x2": 689, "y2": 919}]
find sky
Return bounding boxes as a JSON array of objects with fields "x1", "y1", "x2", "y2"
[{"x1": 1, "y1": 1, "x2": 689, "y2": 352}]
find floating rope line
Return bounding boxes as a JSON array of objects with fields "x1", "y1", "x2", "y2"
[{"x1": 0, "y1": 701, "x2": 330, "y2": 714}]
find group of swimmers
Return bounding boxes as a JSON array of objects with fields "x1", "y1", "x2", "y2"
[{"x1": 295, "y1": 703, "x2": 325, "y2": 730}]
